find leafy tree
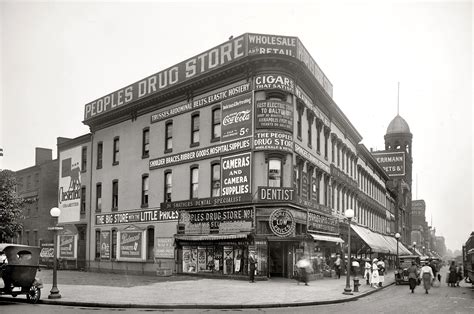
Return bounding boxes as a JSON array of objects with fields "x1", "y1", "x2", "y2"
[{"x1": 0, "y1": 170, "x2": 25, "y2": 242}]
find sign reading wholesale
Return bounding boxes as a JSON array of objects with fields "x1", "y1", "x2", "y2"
[
  {"x1": 372, "y1": 151, "x2": 406, "y2": 176},
  {"x1": 84, "y1": 33, "x2": 333, "y2": 121}
]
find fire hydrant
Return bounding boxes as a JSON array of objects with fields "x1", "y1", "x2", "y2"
[{"x1": 353, "y1": 276, "x2": 360, "y2": 292}]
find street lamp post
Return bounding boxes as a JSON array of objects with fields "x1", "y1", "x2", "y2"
[
  {"x1": 343, "y1": 209, "x2": 354, "y2": 295},
  {"x1": 395, "y1": 233, "x2": 400, "y2": 270},
  {"x1": 48, "y1": 207, "x2": 61, "y2": 299}
]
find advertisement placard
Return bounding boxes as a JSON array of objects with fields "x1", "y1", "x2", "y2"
[
  {"x1": 255, "y1": 100, "x2": 293, "y2": 131},
  {"x1": 254, "y1": 131, "x2": 293, "y2": 153},
  {"x1": 59, "y1": 235, "x2": 76, "y2": 258},
  {"x1": 254, "y1": 74, "x2": 295, "y2": 94},
  {"x1": 119, "y1": 231, "x2": 143, "y2": 259},
  {"x1": 58, "y1": 146, "x2": 81, "y2": 223},
  {"x1": 372, "y1": 151, "x2": 406, "y2": 176},
  {"x1": 155, "y1": 237, "x2": 174, "y2": 259},
  {"x1": 221, "y1": 93, "x2": 253, "y2": 142},
  {"x1": 247, "y1": 33, "x2": 297, "y2": 57},
  {"x1": 221, "y1": 152, "x2": 251, "y2": 196},
  {"x1": 100, "y1": 230, "x2": 111, "y2": 260},
  {"x1": 96, "y1": 208, "x2": 178, "y2": 225}
]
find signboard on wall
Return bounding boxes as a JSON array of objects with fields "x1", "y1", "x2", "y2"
[
  {"x1": 247, "y1": 33, "x2": 297, "y2": 57},
  {"x1": 180, "y1": 207, "x2": 254, "y2": 234},
  {"x1": 59, "y1": 235, "x2": 76, "y2": 258},
  {"x1": 254, "y1": 131, "x2": 293, "y2": 153},
  {"x1": 372, "y1": 151, "x2": 406, "y2": 176},
  {"x1": 307, "y1": 212, "x2": 339, "y2": 234},
  {"x1": 255, "y1": 100, "x2": 293, "y2": 132},
  {"x1": 119, "y1": 230, "x2": 143, "y2": 259},
  {"x1": 221, "y1": 152, "x2": 251, "y2": 196},
  {"x1": 96, "y1": 208, "x2": 178, "y2": 225},
  {"x1": 100, "y1": 231, "x2": 111, "y2": 259},
  {"x1": 221, "y1": 92, "x2": 253, "y2": 142},
  {"x1": 58, "y1": 146, "x2": 81, "y2": 223},
  {"x1": 254, "y1": 74, "x2": 294, "y2": 93},
  {"x1": 155, "y1": 237, "x2": 174, "y2": 259}
]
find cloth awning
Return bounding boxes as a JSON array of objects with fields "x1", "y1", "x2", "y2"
[
  {"x1": 413, "y1": 247, "x2": 422, "y2": 256},
  {"x1": 350, "y1": 224, "x2": 390, "y2": 254},
  {"x1": 397, "y1": 242, "x2": 412, "y2": 255},
  {"x1": 174, "y1": 233, "x2": 250, "y2": 241},
  {"x1": 309, "y1": 233, "x2": 344, "y2": 243}
]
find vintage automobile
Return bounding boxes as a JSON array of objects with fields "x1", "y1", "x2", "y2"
[
  {"x1": 394, "y1": 255, "x2": 420, "y2": 285},
  {"x1": 0, "y1": 244, "x2": 43, "y2": 303}
]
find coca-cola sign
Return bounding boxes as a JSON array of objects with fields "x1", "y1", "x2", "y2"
[{"x1": 221, "y1": 92, "x2": 253, "y2": 142}]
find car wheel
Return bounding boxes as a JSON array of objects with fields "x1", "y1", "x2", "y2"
[{"x1": 26, "y1": 286, "x2": 41, "y2": 304}]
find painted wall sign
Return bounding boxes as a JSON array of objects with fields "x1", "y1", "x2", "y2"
[
  {"x1": 150, "y1": 82, "x2": 251, "y2": 123},
  {"x1": 269, "y1": 209, "x2": 295, "y2": 237},
  {"x1": 221, "y1": 152, "x2": 251, "y2": 196},
  {"x1": 180, "y1": 208, "x2": 254, "y2": 234},
  {"x1": 149, "y1": 137, "x2": 251, "y2": 169},
  {"x1": 100, "y1": 230, "x2": 111, "y2": 259},
  {"x1": 254, "y1": 131, "x2": 293, "y2": 153},
  {"x1": 307, "y1": 212, "x2": 339, "y2": 234},
  {"x1": 95, "y1": 208, "x2": 178, "y2": 225},
  {"x1": 221, "y1": 93, "x2": 253, "y2": 142},
  {"x1": 254, "y1": 74, "x2": 294, "y2": 93},
  {"x1": 372, "y1": 151, "x2": 406, "y2": 176},
  {"x1": 119, "y1": 231, "x2": 143, "y2": 259},
  {"x1": 258, "y1": 187, "x2": 295, "y2": 202},
  {"x1": 161, "y1": 194, "x2": 252, "y2": 210},
  {"x1": 155, "y1": 237, "x2": 174, "y2": 259},
  {"x1": 247, "y1": 33, "x2": 297, "y2": 57},
  {"x1": 84, "y1": 35, "x2": 246, "y2": 120},
  {"x1": 58, "y1": 146, "x2": 81, "y2": 223},
  {"x1": 255, "y1": 100, "x2": 293, "y2": 132},
  {"x1": 294, "y1": 143, "x2": 330, "y2": 173},
  {"x1": 59, "y1": 235, "x2": 76, "y2": 258}
]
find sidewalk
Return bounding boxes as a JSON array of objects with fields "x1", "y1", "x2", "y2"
[{"x1": 3, "y1": 269, "x2": 396, "y2": 309}]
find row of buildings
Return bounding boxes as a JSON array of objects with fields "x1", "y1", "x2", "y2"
[{"x1": 10, "y1": 33, "x2": 443, "y2": 278}]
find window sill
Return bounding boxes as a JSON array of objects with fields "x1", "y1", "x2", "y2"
[
  {"x1": 190, "y1": 142, "x2": 200, "y2": 148},
  {"x1": 141, "y1": 203, "x2": 149, "y2": 208},
  {"x1": 164, "y1": 148, "x2": 173, "y2": 154},
  {"x1": 142, "y1": 154, "x2": 149, "y2": 159},
  {"x1": 111, "y1": 207, "x2": 118, "y2": 212},
  {"x1": 210, "y1": 137, "x2": 220, "y2": 143},
  {"x1": 96, "y1": 166, "x2": 103, "y2": 170},
  {"x1": 112, "y1": 161, "x2": 119, "y2": 166}
]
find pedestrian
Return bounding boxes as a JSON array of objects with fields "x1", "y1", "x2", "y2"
[
  {"x1": 419, "y1": 262, "x2": 434, "y2": 294},
  {"x1": 377, "y1": 259, "x2": 385, "y2": 287},
  {"x1": 429, "y1": 258, "x2": 438, "y2": 284},
  {"x1": 364, "y1": 258, "x2": 372, "y2": 285},
  {"x1": 456, "y1": 263, "x2": 463, "y2": 287},
  {"x1": 295, "y1": 256, "x2": 311, "y2": 286},
  {"x1": 334, "y1": 254, "x2": 342, "y2": 279},
  {"x1": 407, "y1": 261, "x2": 418, "y2": 293},
  {"x1": 248, "y1": 250, "x2": 257, "y2": 283},
  {"x1": 371, "y1": 258, "x2": 380, "y2": 288},
  {"x1": 351, "y1": 258, "x2": 360, "y2": 277},
  {"x1": 448, "y1": 261, "x2": 457, "y2": 287}
]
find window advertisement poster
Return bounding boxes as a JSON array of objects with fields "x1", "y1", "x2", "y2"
[
  {"x1": 221, "y1": 92, "x2": 253, "y2": 142},
  {"x1": 182, "y1": 246, "x2": 197, "y2": 273},
  {"x1": 100, "y1": 230, "x2": 111, "y2": 260},
  {"x1": 223, "y1": 246, "x2": 233, "y2": 275},
  {"x1": 255, "y1": 99, "x2": 294, "y2": 132},
  {"x1": 118, "y1": 230, "x2": 144, "y2": 260},
  {"x1": 58, "y1": 146, "x2": 82, "y2": 223},
  {"x1": 197, "y1": 247, "x2": 207, "y2": 271},
  {"x1": 58, "y1": 235, "x2": 76, "y2": 259},
  {"x1": 221, "y1": 152, "x2": 251, "y2": 197},
  {"x1": 154, "y1": 237, "x2": 174, "y2": 259}
]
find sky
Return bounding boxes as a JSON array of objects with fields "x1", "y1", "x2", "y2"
[{"x1": 0, "y1": 0, "x2": 472, "y2": 251}]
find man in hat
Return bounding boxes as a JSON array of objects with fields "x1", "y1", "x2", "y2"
[
  {"x1": 364, "y1": 258, "x2": 372, "y2": 285},
  {"x1": 248, "y1": 250, "x2": 257, "y2": 283}
]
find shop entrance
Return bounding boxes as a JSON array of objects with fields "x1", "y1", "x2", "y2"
[{"x1": 268, "y1": 241, "x2": 294, "y2": 278}]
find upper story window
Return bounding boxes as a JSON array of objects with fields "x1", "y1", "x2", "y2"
[
  {"x1": 34, "y1": 173, "x2": 39, "y2": 186},
  {"x1": 113, "y1": 137, "x2": 120, "y2": 165},
  {"x1": 307, "y1": 115, "x2": 313, "y2": 147},
  {"x1": 324, "y1": 129, "x2": 329, "y2": 159},
  {"x1": 81, "y1": 146, "x2": 87, "y2": 171},
  {"x1": 316, "y1": 122, "x2": 322, "y2": 154},
  {"x1": 191, "y1": 113, "x2": 200, "y2": 146},
  {"x1": 164, "y1": 171, "x2": 172, "y2": 202},
  {"x1": 81, "y1": 186, "x2": 86, "y2": 214},
  {"x1": 97, "y1": 142, "x2": 103, "y2": 169},
  {"x1": 112, "y1": 180, "x2": 119, "y2": 210},
  {"x1": 297, "y1": 109, "x2": 302, "y2": 139},
  {"x1": 96, "y1": 183, "x2": 102, "y2": 213},
  {"x1": 211, "y1": 107, "x2": 221, "y2": 140},
  {"x1": 141, "y1": 175, "x2": 149, "y2": 207},
  {"x1": 268, "y1": 158, "x2": 282, "y2": 187},
  {"x1": 165, "y1": 121, "x2": 173, "y2": 152},
  {"x1": 27, "y1": 175, "x2": 31, "y2": 190},
  {"x1": 211, "y1": 163, "x2": 221, "y2": 197},
  {"x1": 142, "y1": 128, "x2": 150, "y2": 158},
  {"x1": 190, "y1": 167, "x2": 199, "y2": 199}
]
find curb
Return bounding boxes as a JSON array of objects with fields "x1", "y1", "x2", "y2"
[{"x1": 1, "y1": 282, "x2": 395, "y2": 309}]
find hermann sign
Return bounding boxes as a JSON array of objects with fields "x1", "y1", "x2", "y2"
[{"x1": 372, "y1": 151, "x2": 406, "y2": 176}]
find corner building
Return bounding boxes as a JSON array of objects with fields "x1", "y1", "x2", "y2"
[{"x1": 83, "y1": 33, "x2": 397, "y2": 278}]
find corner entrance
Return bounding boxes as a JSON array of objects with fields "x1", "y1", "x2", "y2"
[{"x1": 268, "y1": 241, "x2": 296, "y2": 278}]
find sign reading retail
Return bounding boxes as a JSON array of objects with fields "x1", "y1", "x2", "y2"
[
  {"x1": 221, "y1": 92, "x2": 253, "y2": 142},
  {"x1": 59, "y1": 235, "x2": 75, "y2": 258},
  {"x1": 149, "y1": 137, "x2": 251, "y2": 169},
  {"x1": 100, "y1": 230, "x2": 111, "y2": 259},
  {"x1": 221, "y1": 152, "x2": 251, "y2": 196},
  {"x1": 155, "y1": 237, "x2": 174, "y2": 259},
  {"x1": 254, "y1": 131, "x2": 293, "y2": 153},
  {"x1": 119, "y1": 228, "x2": 143, "y2": 259},
  {"x1": 96, "y1": 208, "x2": 178, "y2": 225},
  {"x1": 269, "y1": 209, "x2": 295, "y2": 237},
  {"x1": 254, "y1": 74, "x2": 294, "y2": 93},
  {"x1": 307, "y1": 212, "x2": 339, "y2": 234},
  {"x1": 255, "y1": 100, "x2": 293, "y2": 132},
  {"x1": 248, "y1": 33, "x2": 297, "y2": 57},
  {"x1": 372, "y1": 151, "x2": 406, "y2": 176},
  {"x1": 58, "y1": 146, "x2": 81, "y2": 223}
]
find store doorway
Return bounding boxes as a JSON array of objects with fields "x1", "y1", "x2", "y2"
[{"x1": 268, "y1": 241, "x2": 293, "y2": 278}]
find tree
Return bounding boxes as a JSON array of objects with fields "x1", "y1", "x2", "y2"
[{"x1": 0, "y1": 169, "x2": 26, "y2": 242}]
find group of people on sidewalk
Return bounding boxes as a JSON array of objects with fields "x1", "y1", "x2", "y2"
[
  {"x1": 447, "y1": 260, "x2": 464, "y2": 287},
  {"x1": 362, "y1": 258, "x2": 386, "y2": 288}
]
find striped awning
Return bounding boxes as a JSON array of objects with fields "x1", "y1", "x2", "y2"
[
  {"x1": 350, "y1": 224, "x2": 390, "y2": 253},
  {"x1": 309, "y1": 233, "x2": 344, "y2": 243},
  {"x1": 175, "y1": 233, "x2": 250, "y2": 241}
]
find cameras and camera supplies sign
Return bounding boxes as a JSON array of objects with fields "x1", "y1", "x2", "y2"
[{"x1": 221, "y1": 152, "x2": 251, "y2": 197}]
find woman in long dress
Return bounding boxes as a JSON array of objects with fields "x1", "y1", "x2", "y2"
[
  {"x1": 448, "y1": 261, "x2": 457, "y2": 287},
  {"x1": 407, "y1": 261, "x2": 418, "y2": 293},
  {"x1": 371, "y1": 259, "x2": 380, "y2": 288},
  {"x1": 419, "y1": 262, "x2": 434, "y2": 294}
]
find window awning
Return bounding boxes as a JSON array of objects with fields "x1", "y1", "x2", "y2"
[
  {"x1": 309, "y1": 233, "x2": 344, "y2": 243},
  {"x1": 175, "y1": 233, "x2": 250, "y2": 241},
  {"x1": 350, "y1": 224, "x2": 390, "y2": 254}
]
